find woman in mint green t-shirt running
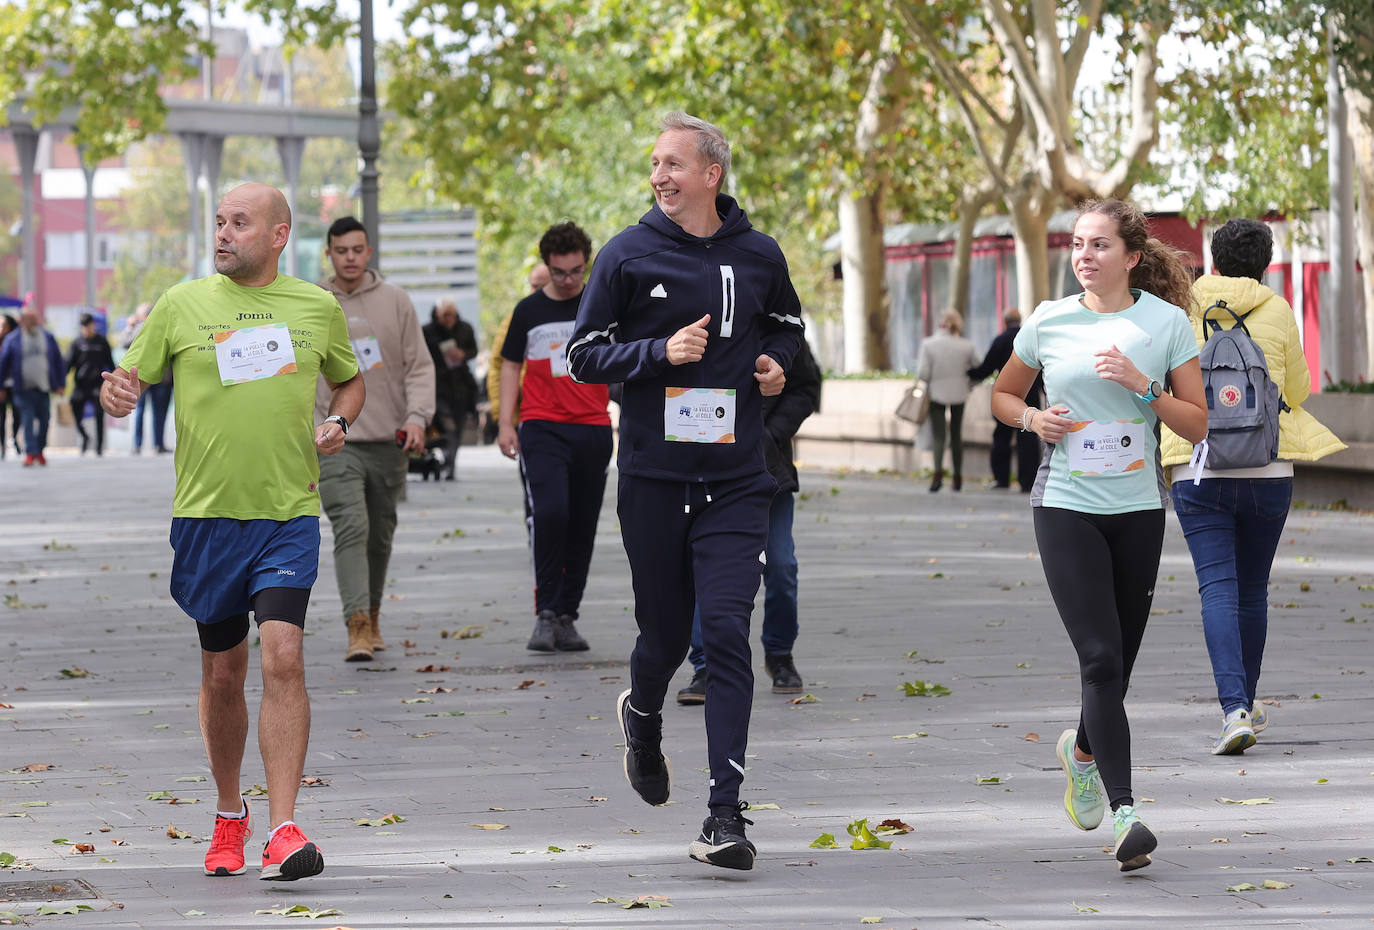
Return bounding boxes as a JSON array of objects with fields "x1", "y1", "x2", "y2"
[{"x1": 991, "y1": 199, "x2": 1208, "y2": 873}]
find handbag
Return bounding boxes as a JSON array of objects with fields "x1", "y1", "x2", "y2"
[{"x1": 895, "y1": 379, "x2": 930, "y2": 425}]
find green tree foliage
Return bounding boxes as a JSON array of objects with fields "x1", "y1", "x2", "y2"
[
  {"x1": 385, "y1": 0, "x2": 981, "y2": 336},
  {"x1": 0, "y1": 1, "x2": 209, "y2": 161}
]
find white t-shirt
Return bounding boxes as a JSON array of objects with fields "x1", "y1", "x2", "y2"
[{"x1": 1014, "y1": 290, "x2": 1199, "y2": 514}]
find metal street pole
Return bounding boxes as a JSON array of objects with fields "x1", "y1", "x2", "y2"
[{"x1": 359, "y1": 0, "x2": 381, "y2": 269}]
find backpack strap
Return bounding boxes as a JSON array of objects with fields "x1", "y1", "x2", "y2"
[{"x1": 1205, "y1": 298, "x2": 1252, "y2": 337}]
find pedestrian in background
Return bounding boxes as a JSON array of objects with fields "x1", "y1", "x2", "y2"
[
  {"x1": 968, "y1": 308, "x2": 1042, "y2": 491},
  {"x1": 914, "y1": 308, "x2": 978, "y2": 491},
  {"x1": 66, "y1": 312, "x2": 116, "y2": 456},
  {"x1": 315, "y1": 216, "x2": 435, "y2": 663},
  {"x1": 1161, "y1": 218, "x2": 1344, "y2": 755},
  {"x1": 0, "y1": 303, "x2": 66, "y2": 466},
  {"x1": 991, "y1": 198, "x2": 1208, "y2": 872},
  {"x1": 0, "y1": 314, "x2": 19, "y2": 458},
  {"x1": 678, "y1": 339, "x2": 822, "y2": 703},
  {"x1": 422, "y1": 299, "x2": 478, "y2": 480},
  {"x1": 499, "y1": 224, "x2": 610, "y2": 654},
  {"x1": 121, "y1": 302, "x2": 174, "y2": 454}
]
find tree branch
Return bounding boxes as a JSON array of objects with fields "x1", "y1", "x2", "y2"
[
  {"x1": 1065, "y1": 0, "x2": 1105, "y2": 86},
  {"x1": 1095, "y1": 22, "x2": 1160, "y2": 198},
  {"x1": 895, "y1": 3, "x2": 1014, "y2": 192}
]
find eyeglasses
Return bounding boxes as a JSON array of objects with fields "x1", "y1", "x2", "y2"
[{"x1": 548, "y1": 265, "x2": 585, "y2": 281}]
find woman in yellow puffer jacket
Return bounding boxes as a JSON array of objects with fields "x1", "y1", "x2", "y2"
[{"x1": 1161, "y1": 219, "x2": 1344, "y2": 757}]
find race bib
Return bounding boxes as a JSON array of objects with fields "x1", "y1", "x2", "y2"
[
  {"x1": 527, "y1": 321, "x2": 574, "y2": 378},
  {"x1": 664, "y1": 387, "x2": 736, "y2": 444},
  {"x1": 214, "y1": 323, "x2": 297, "y2": 386},
  {"x1": 1066, "y1": 419, "x2": 1147, "y2": 476},
  {"x1": 351, "y1": 336, "x2": 383, "y2": 372}
]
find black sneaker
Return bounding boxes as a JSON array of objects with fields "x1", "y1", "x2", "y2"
[
  {"x1": 688, "y1": 801, "x2": 756, "y2": 870},
  {"x1": 676, "y1": 668, "x2": 707, "y2": 705},
  {"x1": 526, "y1": 610, "x2": 557, "y2": 653},
  {"x1": 764, "y1": 653, "x2": 803, "y2": 694},
  {"x1": 616, "y1": 688, "x2": 671, "y2": 805},
  {"x1": 553, "y1": 614, "x2": 589, "y2": 651}
]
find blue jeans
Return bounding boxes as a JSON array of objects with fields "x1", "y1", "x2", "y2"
[
  {"x1": 689, "y1": 490, "x2": 798, "y2": 670},
  {"x1": 1171, "y1": 477, "x2": 1292, "y2": 714},
  {"x1": 134, "y1": 381, "x2": 173, "y2": 450},
  {"x1": 13, "y1": 388, "x2": 50, "y2": 456}
]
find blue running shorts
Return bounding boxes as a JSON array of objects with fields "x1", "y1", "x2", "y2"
[{"x1": 169, "y1": 516, "x2": 320, "y2": 625}]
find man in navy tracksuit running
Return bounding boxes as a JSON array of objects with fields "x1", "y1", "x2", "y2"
[{"x1": 568, "y1": 111, "x2": 803, "y2": 871}]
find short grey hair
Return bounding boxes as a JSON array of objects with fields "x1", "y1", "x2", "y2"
[{"x1": 659, "y1": 111, "x2": 731, "y2": 188}]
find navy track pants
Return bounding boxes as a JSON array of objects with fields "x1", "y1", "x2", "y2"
[
  {"x1": 617, "y1": 469, "x2": 775, "y2": 814},
  {"x1": 517, "y1": 419, "x2": 612, "y2": 619}
]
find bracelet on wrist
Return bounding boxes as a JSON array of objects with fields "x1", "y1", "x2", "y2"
[{"x1": 1020, "y1": 407, "x2": 1038, "y2": 432}]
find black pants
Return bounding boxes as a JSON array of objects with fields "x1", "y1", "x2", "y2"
[
  {"x1": 0, "y1": 396, "x2": 11, "y2": 456},
  {"x1": 517, "y1": 420, "x2": 612, "y2": 619},
  {"x1": 929, "y1": 402, "x2": 964, "y2": 479},
  {"x1": 1033, "y1": 506, "x2": 1164, "y2": 810},
  {"x1": 990, "y1": 420, "x2": 1043, "y2": 490},
  {"x1": 617, "y1": 470, "x2": 774, "y2": 814},
  {"x1": 70, "y1": 386, "x2": 104, "y2": 454}
]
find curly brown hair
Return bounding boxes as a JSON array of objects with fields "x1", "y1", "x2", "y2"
[{"x1": 1077, "y1": 199, "x2": 1195, "y2": 314}]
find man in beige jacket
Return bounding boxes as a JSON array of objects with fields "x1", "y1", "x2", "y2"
[{"x1": 315, "y1": 216, "x2": 436, "y2": 661}]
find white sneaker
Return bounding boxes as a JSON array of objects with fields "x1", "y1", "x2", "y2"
[
  {"x1": 1249, "y1": 702, "x2": 1268, "y2": 733},
  {"x1": 1212, "y1": 708, "x2": 1256, "y2": 755}
]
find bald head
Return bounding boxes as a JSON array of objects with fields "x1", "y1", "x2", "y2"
[{"x1": 215, "y1": 183, "x2": 292, "y2": 286}]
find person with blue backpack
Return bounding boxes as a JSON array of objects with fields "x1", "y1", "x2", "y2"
[{"x1": 1161, "y1": 219, "x2": 1345, "y2": 756}]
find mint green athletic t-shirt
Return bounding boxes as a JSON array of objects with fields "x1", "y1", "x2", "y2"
[
  {"x1": 1014, "y1": 289, "x2": 1199, "y2": 515},
  {"x1": 122, "y1": 273, "x2": 359, "y2": 519}
]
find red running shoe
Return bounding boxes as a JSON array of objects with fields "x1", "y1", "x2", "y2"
[
  {"x1": 260, "y1": 823, "x2": 324, "y2": 881},
  {"x1": 35, "y1": 453, "x2": 46, "y2": 466},
  {"x1": 204, "y1": 806, "x2": 253, "y2": 876}
]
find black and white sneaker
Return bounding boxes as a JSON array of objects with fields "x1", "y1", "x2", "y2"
[
  {"x1": 616, "y1": 688, "x2": 671, "y2": 805},
  {"x1": 688, "y1": 802, "x2": 756, "y2": 870}
]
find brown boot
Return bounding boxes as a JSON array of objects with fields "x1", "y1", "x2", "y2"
[
  {"x1": 345, "y1": 611, "x2": 374, "y2": 662},
  {"x1": 367, "y1": 605, "x2": 386, "y2": 651}
]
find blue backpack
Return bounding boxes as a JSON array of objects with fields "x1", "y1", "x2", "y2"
[{"x1": 1197, "y1": 300, "x2": 1287, "y2": 470}]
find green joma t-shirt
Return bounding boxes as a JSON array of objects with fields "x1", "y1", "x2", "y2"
[{"x1": 123, "y1": 273, "x2": 359, "y2": 520}]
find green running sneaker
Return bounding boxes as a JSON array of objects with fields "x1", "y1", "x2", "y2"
[
  {"x1": 1055, "y1": 728, "x2": 1105, "y2": 830},
  {"x1": 1112, "y1": 804, "x2": 1157, "y2": 872}
]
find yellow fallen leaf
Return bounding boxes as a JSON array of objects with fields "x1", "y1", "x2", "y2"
[
  {"x1": 472, "y1": 823, "x2": 508, "y2": 830},
  {"x1": 1216, "y1": 797, "x2": 1274, "y2": 806},
  {"x1": 1261, "y1": 879, "x2": 1293, "y2": 889}
]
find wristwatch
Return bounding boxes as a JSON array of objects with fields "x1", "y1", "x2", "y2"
[
  {"x1": 1136, "y1": 380, "x2": 1162, "y2": 404},
  {"x1": 324, "y1": 414, "x2": 349, "y2": 435}
]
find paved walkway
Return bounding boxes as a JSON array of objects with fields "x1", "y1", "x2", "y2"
[{"x1": 2, "y1": 446, "x2": 1372, "y2": 928}]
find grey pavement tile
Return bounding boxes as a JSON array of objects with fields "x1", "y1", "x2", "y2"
[{"x1": 3, "y1": 448, "x2": 1373, "y2": 927}]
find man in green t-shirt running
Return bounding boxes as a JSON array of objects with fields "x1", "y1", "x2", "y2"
[{"x1": 101, "y1": 183, "x2": 365, "y2": 882}]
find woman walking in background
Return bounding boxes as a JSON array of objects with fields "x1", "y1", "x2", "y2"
[
  {"x1": 991, "y1": 199, "x2": 1208, "y2": 872},
  {"x1": 914, "y1": 308, "x2": 978, "y2": 491},
  {"x1": 1161, "y1": 218, "x2": 1344, "y2": 755}
]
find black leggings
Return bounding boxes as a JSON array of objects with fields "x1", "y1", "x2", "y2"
[{"x1": 1033, "y1": 506, "x2": 1164, "y2": 809}]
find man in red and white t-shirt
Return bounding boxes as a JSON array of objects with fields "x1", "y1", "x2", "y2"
[{"x1": 498, "y1": 222, "x2": 612, "y2": 652}]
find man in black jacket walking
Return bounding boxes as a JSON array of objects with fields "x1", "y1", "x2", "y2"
[
  {"x1": 677, "y1": 341, "x2": 821, "y2": 701},
  {"x1": 67, "y1": 312, "x2": 116, "y2": 455},
  {"x1": 568, "y1": 111, "x2": 803, "y2": 871},
  {"x1": 969, "y1": 309, "x2": 1042, "y2": 491}
]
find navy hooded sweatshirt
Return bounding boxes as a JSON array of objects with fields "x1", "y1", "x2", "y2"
[{"x1": 567, "y1": 194, "x2": 803, "y2": 483}]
